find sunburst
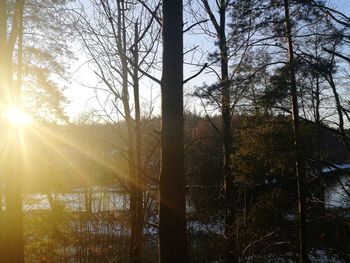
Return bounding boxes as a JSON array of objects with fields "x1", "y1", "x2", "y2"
[{"x1": 3, "y1": 106, "x2": 32, "y2": 126}]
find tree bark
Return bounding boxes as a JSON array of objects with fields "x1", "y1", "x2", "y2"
[
  {"x1": 283, "y1": 0, "x2": 308, "y2": 262},
  {"x1": 159, "y1": 0, "x2": 188, "y2": 262},
  {"x1": 0, "y1": 1, "x2": 25, "y2": 262},
  {"x1": 2, "y1": 145, "x2": 24, "y2": 263},
  {"x1": 130, "y1": 20, "x2": 143, "y2": 263},
  {"x1": 0, "y1": 0, "x2": 23, "y2": 106}
]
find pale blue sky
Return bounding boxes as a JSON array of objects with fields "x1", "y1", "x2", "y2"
[{"x1": 64, "y1": 0, "x2": 350, "y2": 121}]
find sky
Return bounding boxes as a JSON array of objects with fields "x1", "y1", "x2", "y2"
[
  {"x1": 63, "y1": 0, "x2": 350, "y2": 122},
  {"x1": 63, "y1": 0, "x2": 216, "y2": 122}
]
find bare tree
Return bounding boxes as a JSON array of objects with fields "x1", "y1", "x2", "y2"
[{"x1": 70, "y1": 1, "x2": 161, "y2": 262}]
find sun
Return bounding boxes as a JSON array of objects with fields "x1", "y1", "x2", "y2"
[{"x1": 3, "y1": 106, "x2": 33, "y2": 126}]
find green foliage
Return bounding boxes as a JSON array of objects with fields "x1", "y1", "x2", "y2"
[
  {"x1": 233, "y1": 115, "x2": 295, "y2": 183},
  {"x1": 260, "y1": 65, "x2": 291, "y2": 109}
]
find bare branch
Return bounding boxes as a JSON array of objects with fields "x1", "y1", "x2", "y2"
[{"x1": 183, "y1": 63, "x2": 208, "y2": 84}]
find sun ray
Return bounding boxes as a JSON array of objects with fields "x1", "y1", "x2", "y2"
[
  {"x1": 32, "y1": 123, "x2": 131, "y2": 189},
  {"x1": 26, "y1": 126, "x2": 95, "y2": 190},
  {"x1": 0, "y1": 115, "x2": 133, "y2": 195}
]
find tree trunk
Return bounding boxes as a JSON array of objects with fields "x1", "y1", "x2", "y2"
[
  {"x1": 283, "y1": 0, "x2": 308, "y2": 262},
  {"x1": 159, "y1": 1, "x2": 187, "y2": 262},
  {"x1": 1, "y1": 139, "x2": 24, "y2": 263},
  {"x1": 115, "y1": 2, "x2": 138, "y2": 262},
  {"x1": 201, "y1": 1, "x2": 236, "y2": 260},
  {"x1": 0, "y1": 0, "x2": 10, "y2": 107},
  {"x1": 0, "y1": 0, "x2": 23, "y2": 106},
  {"x1": 0, "y1": 1, "x2": 25, "y2": 262},
  {"x1": 326, "y1": 58, "x2": 350, "y2": 151},
  {"x1": 130, "y1": 20, "x2": 143, "y2": 263},
  {"x1": 313, "y1": 42, "x2": 327, "y2": 213},
  {"x1": 0, "y1": 3, "x2": 7, "y2": 239},
  {"x1": 218, "y1": 7, "x2": 236, "y2": 263}
]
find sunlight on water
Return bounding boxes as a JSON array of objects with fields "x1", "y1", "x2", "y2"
[
  {"x1": 325, "y1": 176, "x2": 350, "y2": 209},
  {"x1": 22, "y1": 188, "x2": 129, "y2": 212}
]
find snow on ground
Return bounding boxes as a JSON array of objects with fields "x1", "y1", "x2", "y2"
[
  {"x1": 322, "y1": 163, "x2": 350, "y2": 174},
  {"x1": 245, "y1": 250, "x2": 346, "y2": 263}
]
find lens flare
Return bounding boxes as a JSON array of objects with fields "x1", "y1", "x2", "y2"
[{"x1": 3, "y1": 107, "x2": 32, "y2": 126}]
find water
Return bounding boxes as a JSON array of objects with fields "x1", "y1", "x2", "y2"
[
  {"x1": 325, "y1": 175, "x2": 350, "y2": 209},
  {"x1": 22, "y1": 188, "x2": 129, "y2": 212},
  {"x1": 12, "y1": 179, "x2": 350, "y2": 212}
]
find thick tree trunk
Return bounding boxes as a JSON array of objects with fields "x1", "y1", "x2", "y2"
[
  {"x1": 0, "y1": 4, "x2": 6, "y2": 236},
  {"x1": 159, "y1": 1, "x2": 187, "y2": 262},
  {"x1": 1, "y1": 139, "x2": 24, "y2": 263},
  {"x1": 283, "y1": 1, "x2": 308, "y2": 262},
  {"x1": 0, "y1": 0, "x2": 23, "y2": 106},
  {"x1": 0, "y1": 2, "x2": 25, "y2": 262}
]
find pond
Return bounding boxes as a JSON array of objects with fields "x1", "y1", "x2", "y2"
[
  {"x1": 18, "y1": 179, "x2": 350, "y2": 212},
  {"x1": 325, "y1": 175, "x2": 350, "y2": 209}
]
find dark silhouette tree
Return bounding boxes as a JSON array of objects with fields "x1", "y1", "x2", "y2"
[
  {"x1": 159, "y1": 0, "x2": 188, "y2": 262},
  {"x1": 283, "y1": 0, "x2": 307, "y2": 261}
]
